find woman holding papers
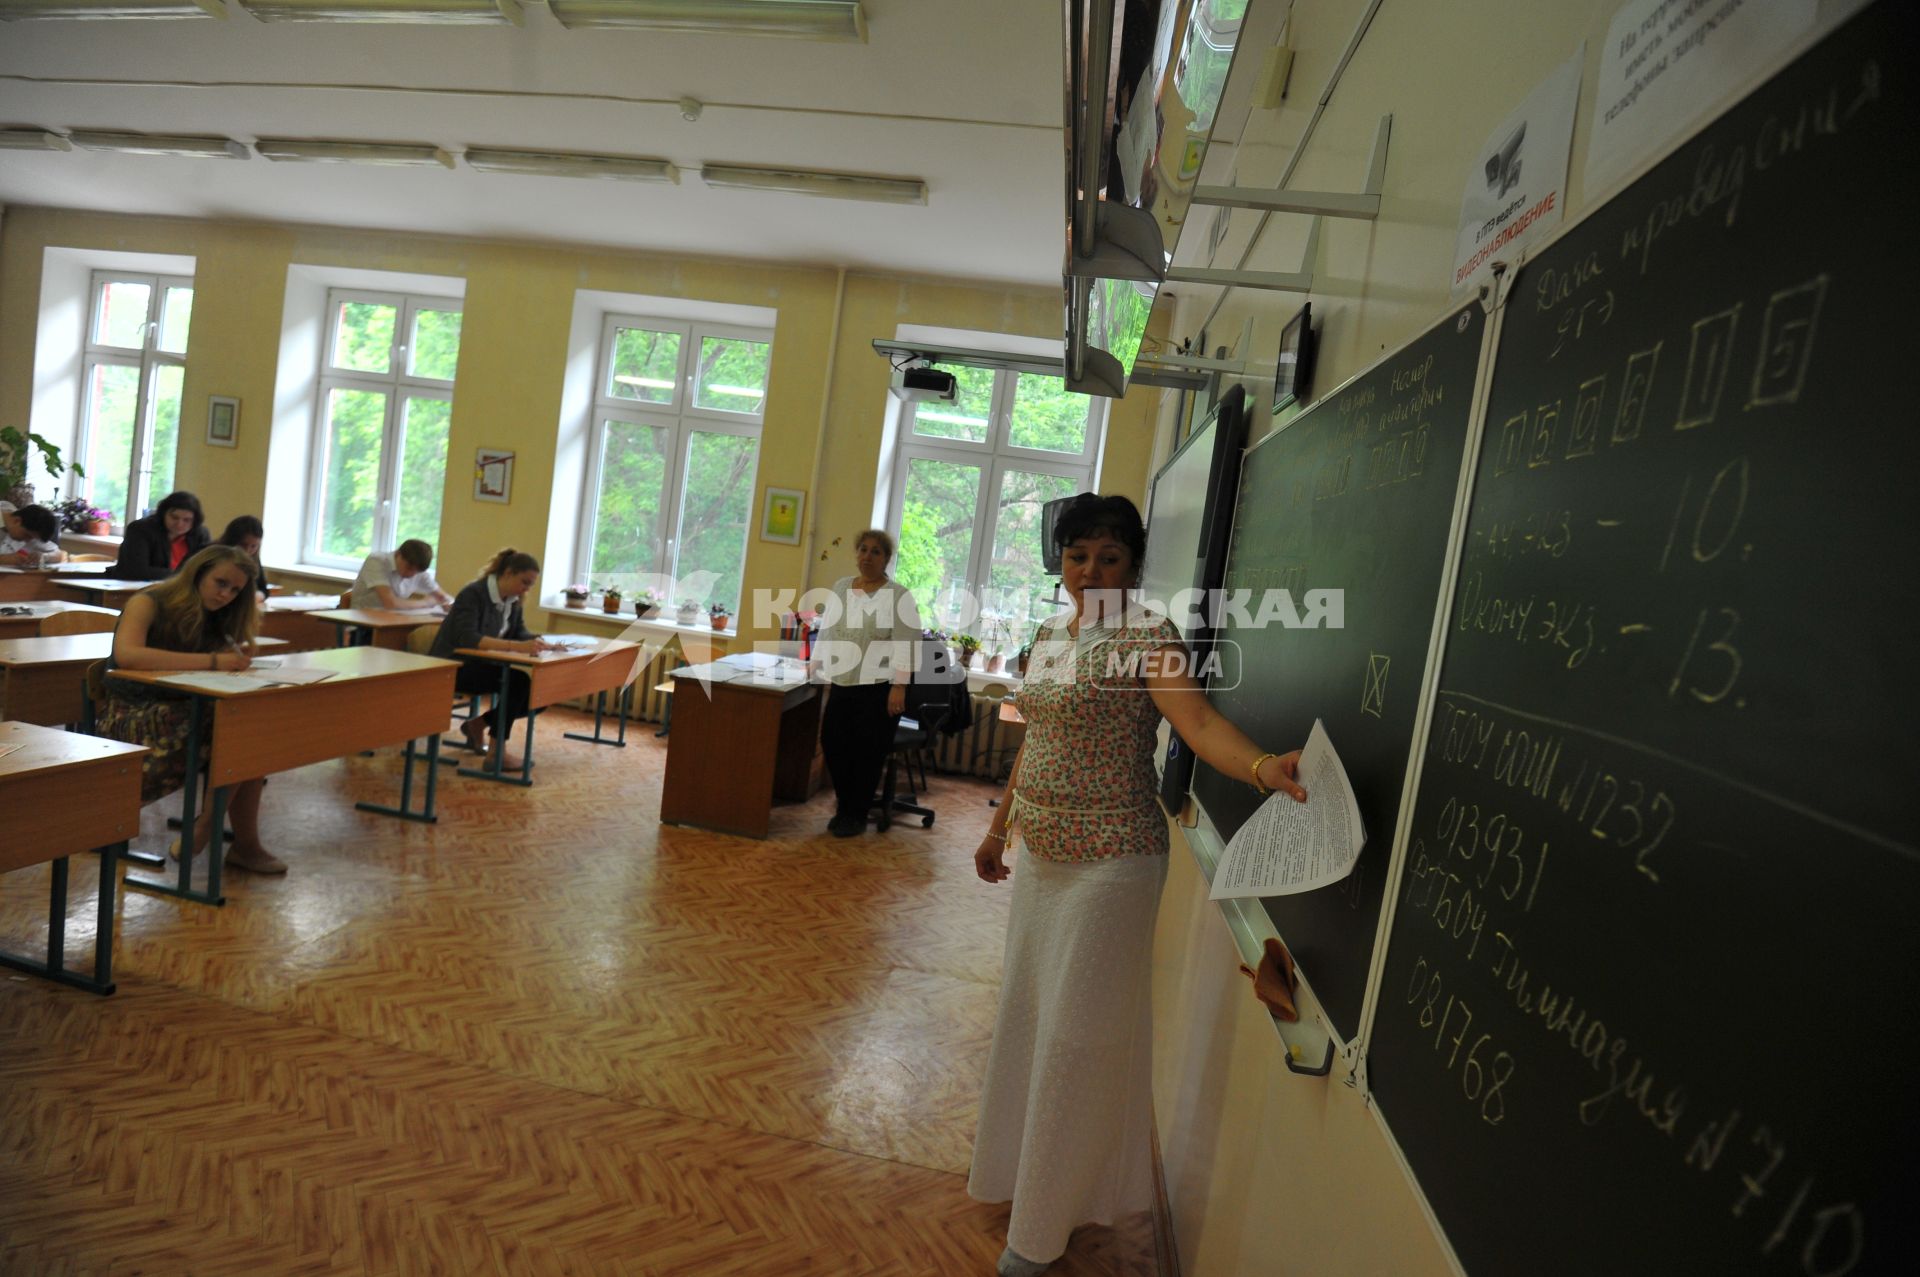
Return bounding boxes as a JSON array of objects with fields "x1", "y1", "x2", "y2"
[
  {"x1": 430, "y1": 547, "x2": 556, "y2": 770},
  {"x1": 98, "y1": 544, "x2": 286, "y2": 874},
  {"x1": 968, "y1": 494, "x2": 1308, "y2": 1277},
  {"x1": 811, "y1": 528, "x2": 921, "y2": 838}
]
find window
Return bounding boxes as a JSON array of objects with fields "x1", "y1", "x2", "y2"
[
  {"x1": 578, "y1": 316, "x2": 772, "y2": 613},
  {"x1": 77, "y1": 271, "x2": 194, "y2": 526},
  {"x1": 889, "y1": 367, "x2": 1104, "y2": 645},
  {"x1": 306, "y1": 290, "x2": 462, "y2": 568}
]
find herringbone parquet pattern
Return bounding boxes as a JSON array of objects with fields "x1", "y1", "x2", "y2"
[{"x1": 0, "y1": 713, "x2": 1154, "y2": 1276}]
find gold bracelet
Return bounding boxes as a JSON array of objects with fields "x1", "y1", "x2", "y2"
[
  {"x1": 985, "y1": 831, "x2": 1007, "y2": 842},
  {"x1": 1250, "y1": 752, "x2": 1279, "y2": 796}
]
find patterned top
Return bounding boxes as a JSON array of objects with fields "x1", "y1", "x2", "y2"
[{"x1": 1010, "y1": 606, "x2": 1183, "y2": 863}]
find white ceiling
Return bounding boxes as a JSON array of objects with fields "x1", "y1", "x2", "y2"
[{"x1": 0, "y1": 0, "x2": 1067, "y2": 286}]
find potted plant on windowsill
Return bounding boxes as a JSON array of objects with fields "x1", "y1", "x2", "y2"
[
  {"x1": 53, "y1": 496, "x2": 113, "y2": 537},
  {"x1": 633, "y1": 590, "x2": 662, "y2": 619},
  {"x1": 601, "y1": 586, "x2": 623, "y2": 614},
  {"x1": 708, "y1": 601, "x2": 731, "y2": 631},
  {"x1": 953, "y1": 633, "x2": 982, "y2": 669},
  {"x1": 675, "y1": 598, "x2": 702, "y2": 626},
  {"x1": 563, "y1": 584, "x2": 591, "y2": 609},
  {"x1": 0, "y1": 426, "x2": 84, "y2": 509}
]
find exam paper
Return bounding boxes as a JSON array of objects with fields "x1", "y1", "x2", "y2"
[{"x1": 1210, "y1": 719, "x2": 1367, "y2": 900}]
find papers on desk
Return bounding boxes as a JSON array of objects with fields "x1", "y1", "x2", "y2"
[
  {"x1": 1210, "y1": 719, "x2": 1367, "y2": 900},
  {"x1": 159, "y1": 665, "x2": 340, "y2": 693},
  {"x1": 676, "y1": 662, "x2": 742, "y2": 683},
  {"x1": 718, "y1": 651, "x2": 783, "y2": 671},
  {"x1": 542, "y1": 634, "x2": 601, "y2": 652},
  {"x1": 0, "y1": 742, "x2": 22, "y2": 760}
]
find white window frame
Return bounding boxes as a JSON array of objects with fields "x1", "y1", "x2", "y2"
[
  {"x1": 303, "y1": 288, "x2": 460, "y2": 570},
  {"x1": 575, "y1": 313, "x2": 772, "y2": 600},
  {"x1": 76, "y1": 270, "x2": 193, "y2": 527},
  {"x1": 888, "y1": 367, "x2": 1107, "y2": 625}
]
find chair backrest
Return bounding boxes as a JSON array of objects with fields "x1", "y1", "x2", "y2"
[
  {"x1": 338, "y1": 590, "x2": 354, "y2": 609},
  {"x1": 82, "y1": 659, "x2": 109, "y2": 721},
  {"x1": 65, "y1": 552, "x2": 114, "y2": 563},
  {"x1": 42, "y1": 609, "x2": 119, "y2": 637},
  {"x1": 405, "y1": 622, "x2": 441, "y2": 656}
]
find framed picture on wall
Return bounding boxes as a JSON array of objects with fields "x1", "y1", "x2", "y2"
[
  {"x1": 474, "y1": 449, "x2": 514, "y2": 504},
  {"x1": 206, "y1": 396, "x2": 239, "y2": 448},
  {"x1": 760, "y1": 486, "x2": 804, "y2": 544}
]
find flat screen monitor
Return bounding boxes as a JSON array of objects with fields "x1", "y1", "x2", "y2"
[{"x1": 1273, "y1": 302, "x2": 1317, "y2": 412}]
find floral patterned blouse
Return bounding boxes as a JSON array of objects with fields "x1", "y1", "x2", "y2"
[{"x1": 1010, "y1": 607, "x2": 1183, "y2": 863}]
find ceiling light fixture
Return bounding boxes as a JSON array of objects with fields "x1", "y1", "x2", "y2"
[
  {"x1": 548, "y1": 0, "x2": 864, "y2": 42},
  {"x1": 0, "y1": 0, "x2": 223, "y2": 18},
  {"x1": 233, "y1": 0, "x2": 522, "y2": 24},
  {"x1": 68, "y1": 129, "x2": 249, "y2": 159},
  {"x1": 0, "y1": 128, "x2": 73, "y2": 151},
  {"x1": 463, "y1": 147, "x2": 679, "y2": 183},
  {"x1": 255, "y1": 138, "x2": 455, "y2": 168},
  {"x1": 699, "y1": 163, "x2": 924, "y2": 206}
]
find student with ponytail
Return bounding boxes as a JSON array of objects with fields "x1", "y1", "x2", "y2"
[{"x1": 430, "y1": 547, "x2": 556, "y2": 770}]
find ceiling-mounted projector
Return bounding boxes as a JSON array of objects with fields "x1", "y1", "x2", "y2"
[{"x1": 890, "y1": 365, "x2": 957, "y2": 402}]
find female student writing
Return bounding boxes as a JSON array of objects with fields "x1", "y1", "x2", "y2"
[
  {"x1": 96, "y1": 543, "x2": 286, "y2": 875},
  {"x1": 113, "y1": 490, "x2": 210, "y2": 580},
  {"x1": 429, "y1": 547, "x2": 556, "y2": 770}
]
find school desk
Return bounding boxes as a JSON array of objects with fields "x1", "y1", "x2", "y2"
[
  {"x1": 0, "y1": 601, "x2": 120, "y2": 640},
  {"x1": 0, "y1": 632, "x2": 290, "y2": 728},
  {"x1": 0, "y1": 720, "x2": 146, "y2": 995},
  {"x1": 258, "y1": 594, "x2": 346, "y2": 651},
  {"x1": 451, "y1": 638, "x2": 644, "y2": 786},
  {"x1": 48, "y1": 576, "x2": 150, "y2": 608},
  {"x1": 659, "y1": 666, "x2": 825, "y2": 839},
  {"x1": 0, "y1": 563, "x2": 110, "y2": 604},
  {"x1": 312, "y1": 607, "x2": 441, "y2": 650},
  {"x1": 106, "y1": 646, "x2": 459, "y2": 906}
]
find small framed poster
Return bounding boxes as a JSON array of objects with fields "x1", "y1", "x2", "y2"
[
  {"x1": 760, "y1": 486, "x2": 804, "y2": 544},
  {"x1": 474, "y1": 449, "x2": 515, "y2": 504},
  {"x1": 206, "y1": 396, "x2": 239, "y2": 448}
]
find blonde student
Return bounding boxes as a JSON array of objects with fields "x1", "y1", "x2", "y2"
[
  {"x1": 96, "y1": 544, "x2": 286, "y2": 875},
  {"x1": 350, "y1": 538, "x2": 453, "y2": 611}
]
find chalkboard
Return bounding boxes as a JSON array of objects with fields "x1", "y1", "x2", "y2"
[
  {"x1": 1141, "y1": 386, "x2": 1249, "y2": 809},
  {"x1": 1192, "y1": 302, "x2": 1487, "y2": 1040},
  {"x1": 1369, "y1": 5, "x2": 1919, "y2": 1274}
]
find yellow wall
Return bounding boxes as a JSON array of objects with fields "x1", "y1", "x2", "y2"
[{"x1": 0, "y1": 207, "x2": 1161, "y2": 629}]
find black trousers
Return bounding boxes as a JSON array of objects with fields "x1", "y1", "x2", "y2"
[
  {"x1": 455, "y1": 661, "x2": 533, "y2": 741},
  {"x1": 821, "y1": 682, "x2": 899, "y2": 822}
]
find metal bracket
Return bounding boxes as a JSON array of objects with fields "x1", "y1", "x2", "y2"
[
  {"x1": 1191, "y1": 113, "x2": 1392, "y2": 220},
  {"x1": 1167, "y1": 214, "x2": 1321, "y2": 294}
]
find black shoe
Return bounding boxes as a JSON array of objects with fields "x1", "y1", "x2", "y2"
[{"x1": 827, "y1": 816, "x2": 864, "y2": 838}]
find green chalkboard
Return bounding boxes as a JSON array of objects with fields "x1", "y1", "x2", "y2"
[
  {"x1": 1370, "y1": 4, "x2": 1919, "y2": 1273},
  {"x1": 1192, "y1": 301, "x2": 1487, "y2": 1041}
]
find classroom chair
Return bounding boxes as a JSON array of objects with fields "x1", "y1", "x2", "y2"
[
  {"x1": 65, "y1": 553, "x2": 114, "y2": 563},
  {"x1": 41, "y1": 609, "x2": 118, "y2": 637}
]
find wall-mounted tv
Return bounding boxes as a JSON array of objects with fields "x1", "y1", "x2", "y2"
[{"x1": 1272, "y1": 302, "x2": 1318, "y2": 412}]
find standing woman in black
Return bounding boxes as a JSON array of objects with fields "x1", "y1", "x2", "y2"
[
  {"x1": 429, "y1": 547, "x2": 556, "y2": 771},
  {"x1": 813, "y1": 528, "x2": 922, "y2": 837},
  {"x1": 113, "y1": 490, "x2": 210, "y2": 580}
]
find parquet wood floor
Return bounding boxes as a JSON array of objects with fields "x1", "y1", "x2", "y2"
[{"x1": 0, "y1": 711, "x2": 1156, "y2": 1276}]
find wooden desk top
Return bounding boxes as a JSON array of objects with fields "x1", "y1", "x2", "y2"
[
  {"x1": 4, "y1": 563, "x2": 111, "y2": 577},
  {"x1": 0, "y1": 632, "x2": 288, "y2": 668},
  {"x1": 57, "y1": 578, "x2": 152, "y2": 595},
  {"x1": 0, "y1": 600, "x2": 119, "y2": 624},
  {"x1": 107, "y1": 643, "x2": 452, "y2": 697},
  {"x1": 454, "y1": 638, "x2": 642, "y2": 666},
  {"x1": 314, "y1": 607, "x2": 442, "y2": 629},
  {"x1": 0, "y1": 719, "x2": 146, "y2": 779},
  {"x1": 265, "y1": 594, "x2": 348, "y2": 613}
]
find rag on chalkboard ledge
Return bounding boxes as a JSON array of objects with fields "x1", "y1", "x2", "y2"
[{"x1": 1239, "y1": 936, "x2": 1299, "y2": 1022}]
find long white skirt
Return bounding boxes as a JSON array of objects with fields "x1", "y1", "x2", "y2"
[{"x1": 967, "y1": 850, "x2": 1169, "y2": 1262}]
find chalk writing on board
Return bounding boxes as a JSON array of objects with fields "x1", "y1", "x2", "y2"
[
  {"x1": 1361, "y1": 652, "x2": 1391, "y2": 719},
  {"x1": 1676, "y1": 304, "x2": 1741, "y2": 429},
  {"x1": 1747, "y1": 274, "x2": 1828, "y2": 407},
  {"x1": 1657, "y1": 457, "x2": 1751, "y2": 573}
]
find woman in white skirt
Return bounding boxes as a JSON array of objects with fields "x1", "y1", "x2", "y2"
[{"x1": 969, "y1": 494, "x2": 1308, "y2": 1276}]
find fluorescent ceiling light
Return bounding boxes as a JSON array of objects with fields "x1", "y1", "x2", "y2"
[
  {"x1": 234, "y1": 0, "x2": 522, "y2": 23},
  {"x1": 256, "y1": 138, "x2": 455, "y2": 168},
  {"x1": 464, "y1": 147, "x2": 678, "y2": 183},
  {"x1": 68, "y1": 129, "x2": 249, "y2": 159},
  {"x1": 699, "y1": 164, "x2": 924, "y2": 206},
  {"x1": 0, "y1": 0, "x2": 223, "y2": 17},
  {"x1": 0, "y1": 129, "x2": 73, "y2": 151},
  {"x1": 549, "y1": 0, "x2": 863, "y2": 41}
]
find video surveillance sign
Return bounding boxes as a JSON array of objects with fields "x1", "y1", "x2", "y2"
[{"x1": 1452, "y1": 47, "x2": 1585, "y2": 299}]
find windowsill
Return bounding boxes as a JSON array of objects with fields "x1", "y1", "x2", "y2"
[
  {"x1": 277, "y1": 563, "x2": 355, "y2": 585},
  {"x1": 541, "y1": 597, "x2": 738, "y2": 641},
  {"x1": 59, "y1": 532, "x2": 121, "y2": 551}
]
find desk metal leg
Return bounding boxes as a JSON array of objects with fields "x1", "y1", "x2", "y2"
[
  {"x1": 458, "y1": 665, "x2": 533, "y2": 786},
  {"x1": 564, "y1": 684, "x2": 631, "y2": 747},
  {"x1": 0, "y1": 844, "x2": 120, "y2": 995},
  {"x1": 355, "y1": 734, "x2": 441, "y2": 823},
  {"x1": 125, "y1": 696, "x2": 226, "y2": 906}
]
